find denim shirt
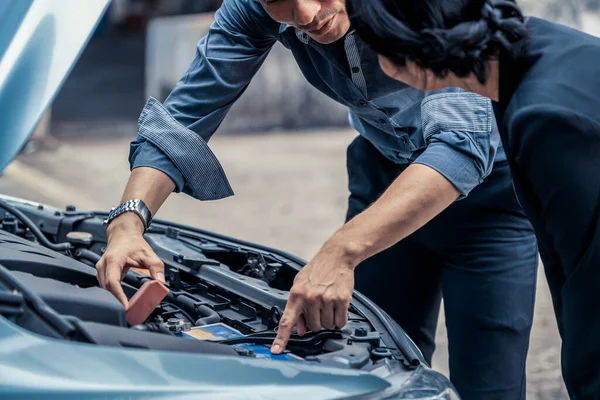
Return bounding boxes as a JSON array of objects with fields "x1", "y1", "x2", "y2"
[{"x1": 130, "y1": 0, "x2": 505, "y2": 201}]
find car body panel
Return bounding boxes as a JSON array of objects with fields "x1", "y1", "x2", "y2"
[
  {"x1": 0, "y1": 317, "x2": 391, "y2": 399},
  {"x1": 0, "y1": 0, "x2": 110, "y2": 171}
]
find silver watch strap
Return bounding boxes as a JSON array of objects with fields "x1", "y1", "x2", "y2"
[{"x1": 104, "y1": 199, "x2": 152, "y2": 231}]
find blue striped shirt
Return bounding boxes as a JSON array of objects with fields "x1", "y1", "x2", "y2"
[{"x1": 129, "y1": 0, "x2": 505, "y2": 201}]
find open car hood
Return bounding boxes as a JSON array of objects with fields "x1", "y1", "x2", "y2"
[
  {"x1": 0, "y1": 0, "x2": 110, "y2": 171},
  {"x1": 0, "y1": 194, "x2": 459, "y2": 399}
]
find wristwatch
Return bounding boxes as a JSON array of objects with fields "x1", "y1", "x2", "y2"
[{"x1": 104, "y1": 199, "x2": 153, "y2": 232}]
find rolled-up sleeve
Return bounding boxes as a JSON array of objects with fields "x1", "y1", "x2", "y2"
[
  {"x1": 128, "y1": 0, "x2": 278, "y2": 200},
  {"x1": 413, "y1": 89, "x2": 500, "y2": 199},
  {"x1": 129, "y1": 135, "x2": 185, "y2": 193}
]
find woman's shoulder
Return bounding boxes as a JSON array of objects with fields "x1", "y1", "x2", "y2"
[
  {"x1": 526, "y1": 17, "x2": 600, "y2": 46},
  {"x1": 506, "y1": 19, "x2": 600, "y2": 121},
  {"x1": 524, "y1": 16, "x2": 600, "y2": 68},
  {"x1": 506, "y1": 84, "x2": 600, "y2": 134},
  {"x1": 507, "y1": 75, "x2": 600, "y2": 130}
]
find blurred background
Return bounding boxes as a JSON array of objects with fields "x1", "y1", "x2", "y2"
[{"x1": 2, "y1": 1, "x2": 599, "y2": 398}]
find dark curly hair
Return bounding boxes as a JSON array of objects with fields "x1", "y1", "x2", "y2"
[{"x1": 346, "y1": 0, "x2": 528, "y2": 83}]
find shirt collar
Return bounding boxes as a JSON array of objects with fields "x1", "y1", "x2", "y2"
[
  {"x1": 279, "y1": 24, "x2": 356, "y2": 45},
  {"x1": 278, "y1": 23, "x2": 311, "y2": 44},
  {"x1": 278, "y1": 23, "x2": 291, "y2": 34}
]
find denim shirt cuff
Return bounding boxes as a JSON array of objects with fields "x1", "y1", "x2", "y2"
[
  {"x1": 414, "y1": 142, "x2": 483, "y2": 199},
  {"x1": 129, "y1": 136, "x2": 186, "y2": 193},
  {"x1": 137, "y1": 97, "x2": 234, "y2": 200},
  {"x1": 421, "y1": 92, "x2": 492, "y2": 140},
  {"x1": 417, "y1": 92, "x2": 496, "y2": 199}
]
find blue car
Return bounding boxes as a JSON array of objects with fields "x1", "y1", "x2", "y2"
[{"x1": 0, "y1": 1, "x2": 458, "y2": 399}]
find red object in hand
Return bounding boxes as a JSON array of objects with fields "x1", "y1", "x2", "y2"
[{"x1": 126, "y1": 280, "x2": 170, "y2": 327}]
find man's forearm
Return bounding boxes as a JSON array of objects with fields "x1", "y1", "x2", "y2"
[
  {"x1": 108, "y1": 167, "x2": 176, "y2": 235},
  {"x1": 329, "y1": 164, "x2": 460, "y2": 267}
]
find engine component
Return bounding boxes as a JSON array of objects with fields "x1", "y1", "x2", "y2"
[
  {"x1": 166, "y1": 227, "x2": 180, "y2": 239},
  {"x1": 372, "y1": 347, "x2": 393, "y2": 358},
  {"x1": 230, "y1": 344, "x2": 302, "y2": 362},
  {"x1": 165, "y1": 317, "x2": 190, "y2": 334},
  {"x1": 195, "y1": 305, "x2": 220, "y2": 326},
  {"x1": 126, "y1": 280, "x2": 170, "y2": 327},
  {"x1": 2, "y1": 213, "x2": 17, "y2": 234},
  {"x1": 0, "y1": 198, "x2": 71, "y2": 252},
  {"x1": 266, "y1": 306, "x2": 282, "y2": 330},
  {"x1": 240, "y1": 254, "x2": 281, "y2": 284},
  {"x1": 131, "y1": 321, "x2": 174, "y2": 336},
  {"x1": 76, "y1": 321, "x2": 239, "y2": 356},
  {"x1": 166, "y1": 267, "x2": 182, "y2": 291},
  {"x1": 9, "y1": 270, "x2": 126, "y2": 327},
  {"x1": 66, "y1": 231, "x2": 93, "y2": 248},
  {"x1": 217, "y1": 329, "x2": 343, "y2": 347},
  {"x1": 146, "y1": 234, "x2": 289, "y2": 312},
  {"x1": 0, "y1": 201, "x2": 415, "y2": 371},
  {"x1": 178, "y1": 322, "x2": 305, "y2": 362},
  {"x1": 180, "y1": 323, "x2": 244, "y2": 341}
]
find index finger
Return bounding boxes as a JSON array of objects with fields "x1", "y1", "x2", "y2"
[
  {"x1": 105, "y1": 261, "x2": 130, "y2": 309},
  {"x1": 271, "y1": 298, "x2": 302, "y2": 354}
]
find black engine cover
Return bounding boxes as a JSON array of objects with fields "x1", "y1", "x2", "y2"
[
  {"x1": 0, "y1": 230, "x2": 126, "y2": 326},
  {"x1": 0, "y1": 230, "x2": 98, "y2": 285},
  {"x1": 10, "y1": 271, "x2": 126, "y2": 327}
]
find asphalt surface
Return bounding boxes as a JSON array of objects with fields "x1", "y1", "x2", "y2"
[{"x1": 0, "y1": 131, "x2": 567, "y2": 399}]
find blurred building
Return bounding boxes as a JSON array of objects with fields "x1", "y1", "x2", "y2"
[
  {"x1": 49, "y1": 0, "x2": 349, "y2": 141},
  {"x1": 106, "y1": 0, "x2": 223, "y2": 32},
  {"x1": 521, "y1": 0, "x2": 600, "y2": 28},
  {"x1": 41, "y1": 0, "x2": 600, "y2": 143}
]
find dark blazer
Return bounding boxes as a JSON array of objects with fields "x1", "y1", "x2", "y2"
[{"x1": 494, "y1": 16, "x2": 600, "y2": 398}]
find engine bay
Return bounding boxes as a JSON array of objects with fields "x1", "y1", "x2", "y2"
[{"x1": 0, "y1": 197, "x2": 422, "y2": 372}]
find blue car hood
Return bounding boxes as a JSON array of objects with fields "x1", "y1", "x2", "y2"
[{"x1": 0, "y1": 0, "x2": 110, "y2": 171}]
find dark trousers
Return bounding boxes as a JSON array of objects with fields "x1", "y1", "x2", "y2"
[
  {"x1": 345, "y1": 136, "x2": 539, "y2": 400},
  {"x1": 501, "y1": 116, "x2": 600, "y2": 400}
]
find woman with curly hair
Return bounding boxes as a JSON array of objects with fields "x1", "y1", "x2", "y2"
[{"x1": 346, "y1": 0, "x2": 600, "y2": 397}]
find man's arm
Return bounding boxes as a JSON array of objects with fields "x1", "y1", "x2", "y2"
[
  {"x1": 96, "y1": 167, "x2": 175, "y2": 307},
  {"x1": 271, "y1": 163, "x2": 459, "y2": 353},
  {"x1": 133, "y1": 0, "x2": 279, "y2": 201},
  {"x1": 98, "y1": 0, "x2": 279, "y2": 306},
  {"x1": 272, "y1": 90, "x2": 498, "y2": 353},
  {"x1": 330, "y1": 164, "x2": 459, "y2": 263},
  {"x1": 414, "y1": 88, "x2": 500, "y2": 199}
]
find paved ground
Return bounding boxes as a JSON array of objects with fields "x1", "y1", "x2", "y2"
[{"x1": 0, "y1": 131, "x2": 567, "y2": 398}]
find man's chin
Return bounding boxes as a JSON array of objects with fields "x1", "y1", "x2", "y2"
[{"x1": 309, "y1": 27, "x2": 349, "y2": 44}]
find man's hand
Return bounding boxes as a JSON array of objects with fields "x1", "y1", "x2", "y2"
[
  {"x1": 97, "y1": 167, "x2": 175, "y2": 307},
  {"x1": 96, "y1": 212, "x2": 165, "y2": 308},
  {"x1": 270, "y1": 240, "x2": 356, "y2": 354},
  {"x1": 271, "y1": 164, "x2": 460, "y2": 354}
]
